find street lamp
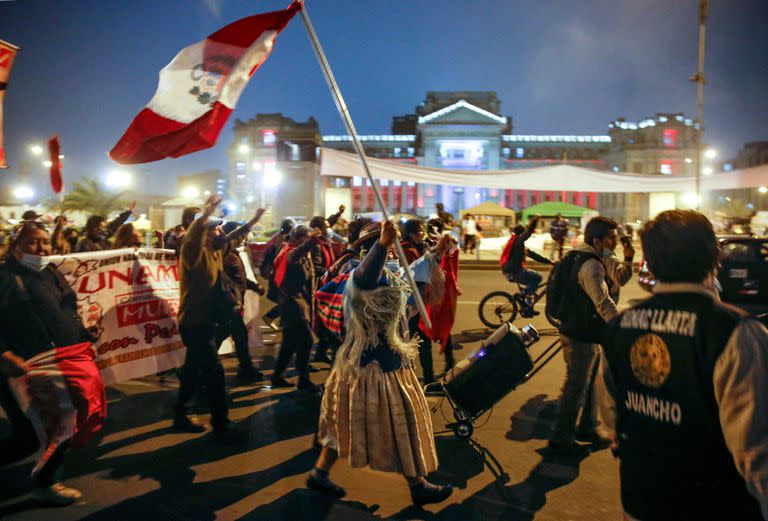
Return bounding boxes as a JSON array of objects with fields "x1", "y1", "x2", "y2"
[
  {"x1": 704, "y1": 148, "x2": 717, "y2": 159},
  {"x1": 238, "y1": 144, "x2": 250, "y2": 154},
  {"x1": 181, "y1": 186, "x2": 200, "y2": 199},
  {"x1": 105, "y1": 170, "x2": 132, "y2": 189},
  {"x1": 759, "y1": 186, "x2": 768, "y2": 194},
  {"x1": 42, "y1": 160, "x2": 53, "y2": 168},
  {"x1": 13, "y1": 185, "x2": 35, "y2": 201},
  {"x1": 702, "y1": 167, "x2": 713, "y2": 176},
  {"x1": 29, "y1": 144, "x2": 43, "y2": 156}
]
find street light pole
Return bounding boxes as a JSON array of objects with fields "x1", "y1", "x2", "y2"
[{"x1": 693, "y1": 0, "x2": 708, "y2": 208}]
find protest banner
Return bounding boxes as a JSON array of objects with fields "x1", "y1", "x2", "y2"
[{"x1": 48, "y1": 248, "x2": 261, "y2": 385}]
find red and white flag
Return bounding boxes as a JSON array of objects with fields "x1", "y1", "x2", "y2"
[
  {"x1": 9, "y1": 343, "x2": 107, "y2": 475},
  {"x1": 0, "y1": 39, "x2": 20, "y2": 169},
  {"x1": 48, "y1": 135, "x2": 63, "y2": 193},
  {"x1": 110, "y1": 1, "x2": 301, "y2": 164}
]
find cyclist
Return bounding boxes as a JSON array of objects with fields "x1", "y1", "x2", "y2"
[{"x1": 500, "y1": 216, "x2": 551, "y2": 315}]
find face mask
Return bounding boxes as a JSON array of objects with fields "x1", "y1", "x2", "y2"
[
  {"x1": 326, "y1": 229, "x2": 334, "y2": 239},
  {"x1": 20, "y1": 253, "x2": 51, "y2": 272},
  {"x1": 601, "y1": 247, "x2": 613, "y2": 259}
]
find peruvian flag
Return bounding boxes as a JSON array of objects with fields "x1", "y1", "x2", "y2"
[
  {"x1": 48, "y1": 135, "x2": 63, "y2": 193},
  {"x1": 420, "y1": 248, "x2": 460, "y2": 348},
  {"x1": 110, "y1": 1, "x2": 301, "y2": 164},
  {"x1": 8, "y1": 343, "x2": 107, "y2": 475}
]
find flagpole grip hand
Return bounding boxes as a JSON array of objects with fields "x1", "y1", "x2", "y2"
[{"x1": 0, "y1": 351, "x2": 29, "y2": 377}]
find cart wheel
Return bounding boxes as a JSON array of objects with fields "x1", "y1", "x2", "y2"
[{"x1": 453, "y1": 422, "x2": 474, "y2": 440}]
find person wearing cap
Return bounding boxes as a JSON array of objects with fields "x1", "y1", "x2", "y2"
[
  {"x1": 74, "y1": 203, "x2": 135, "y2": 253},
  {"x1": 259, "y1": 218, "x2": 295, "y2": 331},
  {"x1": 270, "y1": 224, "x2": 323, "y2": 391},
  {"x1": 0, "y1": 221, "x2": 98, "y2": 506},
  {"x1": 216, "y1": 220, "x2": 264, "y2": 382},
  {"x1": 173, "y1": 195, "x2": 265, "y2": 442}
]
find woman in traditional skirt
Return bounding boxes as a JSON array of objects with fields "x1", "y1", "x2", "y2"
[{"x1": 306, "y1": 220, "x2": 454, "y2": 505}]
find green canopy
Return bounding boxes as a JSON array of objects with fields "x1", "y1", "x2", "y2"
[{"x1": 521, "y1": 201, "x2": 593, "y2": 221}]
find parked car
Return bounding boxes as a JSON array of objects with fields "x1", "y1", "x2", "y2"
[
  {"x1": 637, "y1": 236, "x2": 768, "y2": 311},
  {"x1": 718, "y1": 236, "x2": 768, "y2": 309}
]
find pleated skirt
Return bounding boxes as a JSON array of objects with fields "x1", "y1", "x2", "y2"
[{"x1": 317, "y1": 362, "x2": 439, "y2": 478}]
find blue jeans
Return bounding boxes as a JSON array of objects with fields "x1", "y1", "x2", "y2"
[{"x1": 506, "y1": 269, "x2": 542, "y2": 296}]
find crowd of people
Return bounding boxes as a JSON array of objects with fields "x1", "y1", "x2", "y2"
[{"x1": 0, "y1": 196, "x2": 766, "y2": 519}]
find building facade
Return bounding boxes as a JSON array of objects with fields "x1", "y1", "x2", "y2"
[{"x1": 226, "y1": 92, "x2": 703, "y2": 225}]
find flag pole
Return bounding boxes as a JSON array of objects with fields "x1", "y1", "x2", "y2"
[{"x1": 298, "y1": 2, "x2": 432, "y2": 329}]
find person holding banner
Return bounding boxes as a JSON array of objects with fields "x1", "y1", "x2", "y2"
[
  {"x1": 173, "y1": 195, "x2": 264, "y2": 442},
  {"x1": 0, "y1": 221, "x2": 104, "y2": 506},
  {"x1": 308, "y1": 220, "x2": 454, "y2": 506}
]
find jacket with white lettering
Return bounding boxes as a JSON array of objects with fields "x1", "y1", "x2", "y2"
[{"x1": 603, "y1": 292, "x2": 762, "y2": 521}]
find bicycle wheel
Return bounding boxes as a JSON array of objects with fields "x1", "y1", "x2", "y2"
[{"x1": 478, "y1": 291, "x2": 518, "y2": 328}]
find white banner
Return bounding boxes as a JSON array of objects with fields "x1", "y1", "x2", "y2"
[{"x1": 49, "y1": 248, "x2": 261, "y2": 385}]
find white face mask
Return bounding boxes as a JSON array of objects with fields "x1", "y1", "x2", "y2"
[
  {"x1": 601, "y1": 247, "x2": 613, "y2": 259},
  {"x1": 20, "y1": 253, "x2": 51, "y2": 272}
]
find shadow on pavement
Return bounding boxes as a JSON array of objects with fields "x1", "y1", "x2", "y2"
[{"x1": 505, "y1": 394, "x2": 559, "y2": 442}]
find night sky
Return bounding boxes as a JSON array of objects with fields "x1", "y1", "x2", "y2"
[{"x1": 1, "y1": 0, "x2": 766, "y2": 197}]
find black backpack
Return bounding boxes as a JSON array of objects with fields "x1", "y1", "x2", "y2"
[{"x1": 545, "y1": 250, "x2": 598, "y2": 321}]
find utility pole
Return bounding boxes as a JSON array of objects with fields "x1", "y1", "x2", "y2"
[{"x1": 692, "y1": 0, "x2": 708, "y2": 208}]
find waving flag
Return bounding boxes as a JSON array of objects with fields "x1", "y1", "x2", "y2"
[
  {"x1": 9, "y1": 342, "x2": 106, "y2": 475},
  {"x1": 0, "y1": 39, "x2": 19, "y2": 169},
  {"x1": 48, "y1": 135, "x2": 63, "y2": 193},
  {"x1": 110, "y1": 1, "x2": 301, "y2": 164}
]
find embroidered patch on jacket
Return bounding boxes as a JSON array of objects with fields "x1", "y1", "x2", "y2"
[{"x1": 629, "y1": 333, "x2": 671, "y2": 389}]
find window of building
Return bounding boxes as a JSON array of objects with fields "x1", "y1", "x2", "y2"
[
  {"x1": 502, "y1": 147, "x2": 510, "y2": 157},
  {"x1": 660, "y1": 161, "x2": 673, "y2": 175},
  {"x1": 724, "y1": 162, "x2": 733, "y2": 172},
  {"x1": 394, "y1": 180, "x2": 402, "y2": 187},
  {"x1": 394, "y1": 147, "x2": 401, "y2": 157},
  {"x1": 236, "y1": 161, "x2": 246, "y2": 173},
  {"x1": 407, "y1": 147, "x2": 415, "y2": 157},
  {"x1": 407, "y1": 181, "x2": 416, "y2": 187},
  {"x1": 262, "y1": 129, "x2": 277, "y2": 146},
  {"x1": 380, "y1": 179, "x2": 389, "y2": 186},
  {"x1": 352, "y1": 177, "x2": 362, "y2": 187},
  {"x1": 515, "y1": 147, "x2": 524, "y2": 158},
  {"x1": 663, "y1": 129, "x2": 678, "y2": 147}
]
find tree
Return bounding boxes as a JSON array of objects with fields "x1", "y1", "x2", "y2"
[{"x1": 57, "y1": 178, "x2": 129, "y2": 216}]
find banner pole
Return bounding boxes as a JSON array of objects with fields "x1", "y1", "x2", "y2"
[{"x1": 298, "y1": 2, "x2": 432, "y2": 329}]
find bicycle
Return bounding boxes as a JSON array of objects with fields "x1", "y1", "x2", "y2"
[{"x1": 477, "y1": 277, "x2": 559, "y2": 329}]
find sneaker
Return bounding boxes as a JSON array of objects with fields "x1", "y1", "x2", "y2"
[
  {"x1": 270, "y1": 375, "x2": 294, "y2": 388},
  {"x1": 237, "y1": 366, "x2": 263, "y2": 382},
  {"x1": 30, "y1": 483, "x2": 82, "y2": 506},
  {"x1": 213, "y1": 425, "x2": 247, "y2": 444},
  {"x1": 262, "y1": 315, "x2": 279, "y2": 332},
  {"x1": 410, "y1": 481, "x2": 453, "y2": 506},
  {"x1": 306, "y1": 471, "x2": 346, "y2": 498},
  {"x1": 575, "y1": 431, "x2": 614, "y2": 449},
  {"x1": 173, "y1": 415, "x2": 207, "y2": 433}
]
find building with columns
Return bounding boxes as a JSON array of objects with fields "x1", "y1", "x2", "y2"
[{"x1": 226, "y1": 92, "x2": 702, "y2": 225}]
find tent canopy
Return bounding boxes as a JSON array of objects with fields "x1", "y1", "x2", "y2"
[
  {"x1": 461, "y1": 201, "x2": 515, "y2": 218},
  {"x1": 321, "y1": 148, "x2": 768, "y2": 192},
  {"x1": 521, "y1": 201, "x2": 591, "y2": 221}
]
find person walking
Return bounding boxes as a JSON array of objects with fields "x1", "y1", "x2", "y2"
[
  {"x1": 306, "y1": 220, "x2": 454, "y2": 506},
  {"x1": 461, "y1": 213, "x2": 477, "y2": 254},
  {"x1": 601, "y1": 210, "x2": 767, "y2": 521},
  {"x1": 549, "y1": 216, "x2": 634, "y2": 450},
  {"x1": 549, "y1": 213, "x2": 568, "y2": 261},
  {"x1": 0, "y1": 222, "x2": 102, "y2": 505},
  {"x1": 172, "y1": 195, "x2": 263, "y2": 442}
]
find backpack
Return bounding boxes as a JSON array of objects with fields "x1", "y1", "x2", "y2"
[{"x1": 545, "y1": 250, "x2": 598, "y2": 321}]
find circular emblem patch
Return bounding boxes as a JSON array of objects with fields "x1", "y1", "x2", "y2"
[{"x1": 629, "y1": 333, "x2": 671, "y2": 388}]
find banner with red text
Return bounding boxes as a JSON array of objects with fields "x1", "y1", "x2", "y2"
[{"x1": 48, "y1": 248, "x2": 261, "y2": 385}]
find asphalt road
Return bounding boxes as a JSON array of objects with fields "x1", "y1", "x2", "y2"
[{"x1": 0, "y1": 270, "x2": 651, "y2": 521}]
